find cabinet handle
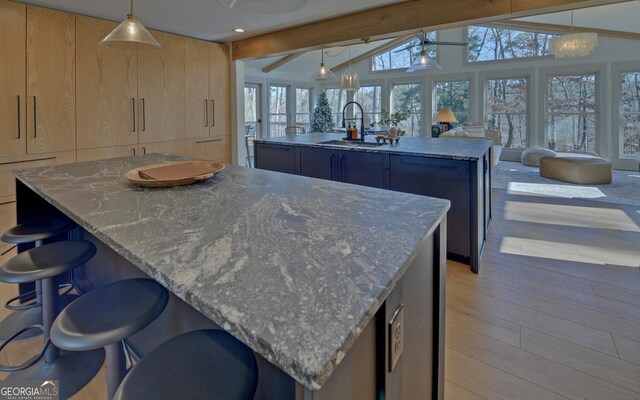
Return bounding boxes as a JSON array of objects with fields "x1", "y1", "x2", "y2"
[
  {"x1": 204, "y1": 99, "x2": 209, "y2": 127},
  {"x1": 329, "y1": 154, "x2": 334, "y2": 178},
  {"x1": 339, "y1": 155, "x2": 344, "y2": 180},
  {"x1": 142, "y1": 146, "x2": 146, "y2": 155},
  {"x1": 262, "y1": 145, "x2": 290, "y2": 151},
  {"x1": 210, "y1": 99, "x2": 215, "y2": 128},
  {"x1": 140, "y1": 98, "x2": 146, "y2": 132},
  {"x1": 132, "y1": 148, "x2": 136, "y2": 156},
  {"x1": 16, "y1": 95, "x2": 21, "y2": 139},
  {"x1": 131, "y1": 98, "x2": 136, "y2": 132},
  {"x1": 32, "y1": 96, "x2": 37, "y2": 138},
  {"x1": 195, "y1": 138, "x2": 222, "y2": 144}
]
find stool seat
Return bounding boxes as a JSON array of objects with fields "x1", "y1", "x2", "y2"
[
  {"x1": 51, "y1": 279, "x2": 168, "y2": 351},
  {"x1": 2, "y1": 219, "x2": 75, "y2": 244},
  {"x1": 0, "y1": 241, "x2": 96, "y2": 284},
  {"x1": 113, "y1": 330, "x2": 258, "y2": 400}
]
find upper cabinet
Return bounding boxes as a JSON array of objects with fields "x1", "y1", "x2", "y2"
[
  {"x1": 76, "y1": 16, "x2": 138, "y2": 150},
  {"x1": 209, "y1": 43, "x2": 230, "y2": 137},
  {"x1": 26, "y1": 6, "x2": 76, "y2": 155},
  {"x1": 0, "y1": 1, "x2": 26, "y2": 158}
]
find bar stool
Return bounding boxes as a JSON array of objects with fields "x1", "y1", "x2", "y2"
[
  {"x1": 51, "y1": 278, "x2": 169, "y2": 400},
  {"x1": 0, "y1": 219, "x2": 76, "y2": 342},
  {"x1": 0, "y1": 240, "x2": 104, "y2": 399},
  {"x1": 113, "y1": 329, "x2": 258, "y2": 400}
]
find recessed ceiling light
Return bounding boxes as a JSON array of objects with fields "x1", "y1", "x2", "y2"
[{"x1": 233, "y1": 28, "x2": 245, "y2": 33}]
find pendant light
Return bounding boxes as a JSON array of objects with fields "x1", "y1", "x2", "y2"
[
  {"x1": 341, "y1": 46, "x2": 360, "y2": 91},
  {"x1": 407, "y1": 31, "x2": 441, "y2": 72},
  {"x1": 313, "y1": 49, "x2": 337, "y2": 81},
  {"x1": 99, "y1": 0, "x2": 161, "y2": 51},
  {"x1": 549, "y1": 11, "x2": 597, "y2": 58}
]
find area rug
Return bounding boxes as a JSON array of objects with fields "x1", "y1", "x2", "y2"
[{"x1": 492, "y1": 161, "x2": 640, "y2": 207}]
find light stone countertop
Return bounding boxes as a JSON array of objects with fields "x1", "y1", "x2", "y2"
[{"x1": 14, "y1": 154, "x2": 449, "y2": 390}]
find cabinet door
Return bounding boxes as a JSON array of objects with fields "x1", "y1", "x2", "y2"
[
  {"x1": 338, "y1": 151, "x2": 385, "y2": 189},
  {"x1": 0, "y1": 1, "x2": 26, "y2": 158},
  {"x1": 185, "y1": 38, "x2": 210, "y2": 139},
  {"x1": 77, "y1": 145, "x2": 138, "y2": 162},
  {"x1": 255, "y1": 143, "x2": 298, "y2": 175},
  {"x1": 140, "y1": 140, "x2": 186, "y2": 157},
  {"x1": 186, "y1": 138, "x2": 230, "y2": 163},
  {"x1": 300, "y1": 147, "x2": 337, "y2": 181},
  {"x1": 1, "y1": 151, "x2": 76, "y2": 200},
  {"x1": 76, "y1": 16, "x2": 138, "y2": 150},
  {"x1": 138, "y1": 30, "x2": 186, "y2": 144},
  {"x1": 26, "y1": 6, "x2": 76, "y2": 154},
  {"x1": 209, "y1": 43, "x2": 230, "y2": 137}
]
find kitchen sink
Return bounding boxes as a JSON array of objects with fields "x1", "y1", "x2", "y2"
[{"x1": 318, "y1": 140, "x2": 384, "y2": 148}]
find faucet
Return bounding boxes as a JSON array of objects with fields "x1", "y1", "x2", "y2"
[{"x1": 341, "y1": 101, "x2": 365, "y2": 141}]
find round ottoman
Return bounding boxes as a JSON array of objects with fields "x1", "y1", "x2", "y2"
[
  {"x1": 539, "y1": 156, "x2": 612, "y2": 184},
  {"x1": 521, "y1": 148, "x2": 557, "y2": 167}
]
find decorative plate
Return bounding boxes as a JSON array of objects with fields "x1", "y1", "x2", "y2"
[{"x1": 123, "y1": 161, "x2": 225, "y2": 188}]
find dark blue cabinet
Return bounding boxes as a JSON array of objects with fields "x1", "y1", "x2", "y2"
[
  {"x1": 337, "y1": 151, "x2": 386, "y2": 189},
  {"x1": 255, "y1": 143, "x2": 299, "y2": 175},
  {"x1": 300, "y1": 147, "x2": 337, "y2": 180}
]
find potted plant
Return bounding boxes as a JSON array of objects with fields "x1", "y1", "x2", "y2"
[{"x1": 377, "y1": 108, "x2": 410, "y2": 137}]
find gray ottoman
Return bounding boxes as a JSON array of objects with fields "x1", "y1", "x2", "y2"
[
  {"x1": 521, "y1": 148, "x2": 557, "y2": 167},
  {"x1": 539, "y1": 156, "x2": 612, "y2": 184}
]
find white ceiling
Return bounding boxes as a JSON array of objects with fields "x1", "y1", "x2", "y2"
[{"x1": 19, "y1": 0, "x2": 404, "y2": 42}]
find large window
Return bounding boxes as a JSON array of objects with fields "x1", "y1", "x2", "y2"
[
  {"x1": 373, "y1": 33, "x2": 436, "y2": 71},
  {"x1": 295, "y1": 87, "x2": 312, "y2": 133},
  {"x1": 434, "y1": 80, "x2": 470, "y2": 124},
  {"x1": 325, "y1": 88, "x2": 347, "y2": 128},
  {"x1": 354, "y1": 85, "x2": 382, "y2": 127},
  {"x1": 486, "y1": 78, "x2": 528, "y2": 149},
  {"x1": 467, "y1": 26, "x2": 556, "y2": 62},
  {"x1": 547, "y1": 74, "x2": 597, "y2": 152},
  {"x1": 391, "y1": 83, "x2": 422, "y2": 136},
  {"x1": 244, "y1": 85, "x2": 258, "y2": 137},
  {"x1": 269, "y1": 85, "x2": 288, "y2": 137},
  {"x1": 621, "y1": 72, "x2": 640, "y2": 156}
]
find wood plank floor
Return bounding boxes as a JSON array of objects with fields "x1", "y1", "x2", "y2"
[{"x1": 0, "y1": 188, "x2": 639, "y2": 399}]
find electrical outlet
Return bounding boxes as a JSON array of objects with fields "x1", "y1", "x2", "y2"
[{"x1": 389, "y1": 304, "x2": 404, "y2": 372}]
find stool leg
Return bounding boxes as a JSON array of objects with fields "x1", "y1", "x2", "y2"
[
  {"x1": 41, "y1": 277, "x2": 59, "y2": 365},
  {"x1": 106, "y1": 342, "x2": 126, "y2": 400}
]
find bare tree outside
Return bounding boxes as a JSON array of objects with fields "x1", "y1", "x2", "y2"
[
  {"x1": 486, "y1": 78, "x2": 528, "y2": 148},
  {"x1": 373, "y1": 33, "x2": 436, "y2": 71},
  {"x1": 434, "y1": 81, "x2": 470, "y2": 124},
  {"x1": 391, "y1": 83, "x2": 422, "y2": 136},
  {"x1": 621, "y1": 71, "x2": 640, "y2": 156},
  {"x1": 468, "y1": 26, "x2": 555, "y2": 62},
  {"x1": 269, "y1": 85, "x2": 288, "y2": 137}
]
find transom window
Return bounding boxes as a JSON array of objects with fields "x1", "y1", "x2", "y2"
[
  {"x1": 391, "y1": 83, "x2": 422, "y2": 136},
  {"x1": 467, "y1": 26, "x2": 556, "y2": 62},
  {"x1": 486, "y1": 78, "x2": 528, "y2": 149},
  {"x1": 268, "y1": 85, "x2": 288, "y2": 137},
  {"x1": 434, "y1": 80, "x2": 470, "y2": 124},
  {"x1": 620, "y1": 72, "x2": 640, "y2": 156},
  {"x1": 372, "y1": 33, "x2": 436, "y2": 71},
  {"x1": 547, "y1": 74, "x2": 597, "y2": 152}
]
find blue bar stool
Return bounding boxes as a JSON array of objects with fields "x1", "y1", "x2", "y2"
[
  {"x1": 1, "y1": 219, "x2": 76, "y2": 342},
  {"x1": 51, "y1": 278, "x2": 169, "y2": 400},
  {"x1": 113, "y1": 329, "x2": 258, "y2": 400},
  {"x1": 0, "y1": 240, "x2": 104, "y2": 399}
]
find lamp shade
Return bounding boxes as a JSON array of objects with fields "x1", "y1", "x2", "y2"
[
  {"x1": 313, "y1": 63, "x2": 337, "y2": 81},
  {"x1": 434, "y1": 108, "x2": 458, "y2": 123},
  {"x1": 340, "y1": 67, "x2": 360, "y2": 91},
  {"x1": 549, "y1": 32, "x2": 598, "y2": 58},
  {"x1": 100, "y1": 14, "x2": 161, "y2": 51},
  {"x1": 407, "y1": 50, "x2": 442, "y2": 72}
]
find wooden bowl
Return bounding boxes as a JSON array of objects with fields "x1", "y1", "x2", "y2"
[{"x1": 123, "y1": 161, "x2": 225, "y2": 188}]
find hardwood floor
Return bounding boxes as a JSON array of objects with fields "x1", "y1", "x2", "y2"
[{"x1": 0, "y1": 188, "x2": 639, "y2": 399}]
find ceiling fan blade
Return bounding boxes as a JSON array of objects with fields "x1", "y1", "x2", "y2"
[{"x1": 394, "y1": 44, "x2": 420, "y2": 53}]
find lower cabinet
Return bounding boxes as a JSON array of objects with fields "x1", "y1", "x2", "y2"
[
  {"x1": 77, "y1": 145, "x2": 137, "y2": 162},
  {"x1": 300, "y1": 147, "x2": 337, "y2": 180},
  {"x1": 338, "y1": 151, "x2": 386, "y2": 189},
  {"x1": 185, "y1": 136, "x2": 230, "y2": 163},
  {"x1": 255, "y1": 143, "x2": 298, "y2": 175},
  {"x1": 141, "y1": 140, "x2": 186, "y2": 157}
]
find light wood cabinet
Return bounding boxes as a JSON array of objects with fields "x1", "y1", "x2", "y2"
[
  {"x1": 26, "y1": 6, "x2": 76, "y2": 155},
  {"x1": 209, "y1": 43, "x2": 230, "y2": 137},
  {"x1": 77, "y1": 145, "x2": 138, "y2": 162},
  {"x1": 141, "y1": 141, "x2": 186, "y2": 156},
  {"x1": 186, "y1": 137, "x2": 230, "y2": 163},
  {"x1": 76, "y1": 16, "x2": 138, "y2": 150},
  {"x1": 138, "y1": 30, "x2": 186, "y2": 144},
  {"x1": 0, "y1": 1, "x2": 26, "y2": 158},
  {"x1": 185, "y1": 38, "x2": 211, "y2": 140}
]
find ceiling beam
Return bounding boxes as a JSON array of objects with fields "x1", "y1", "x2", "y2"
[
  {"x1": 329, "y1": 34, "x2": 417, "y2": 72},
  {"x1": 261, "y1": 52, "x2": 304, "y2": 73},
  {"x1": 489, "y1": 19, "x2": 640, "y2": 41},
  {"x1": 231, "y1": 0, "x2": 628, "y2": 60}
]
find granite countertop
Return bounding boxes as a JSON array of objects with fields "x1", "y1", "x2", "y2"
[
  {"x1": 14, "y1": 154, "x2": 449, "y2": 390},
  {"x1": 254, "y1": 132, "x2": 492, "y2": 161}
]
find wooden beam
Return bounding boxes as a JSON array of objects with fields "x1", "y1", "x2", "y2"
[
  {"x1": 231, "y1": 0, "x2": 628, "y2": 60},
  {"x1": 330, "y1": 34, "x2": 416, "y2": 72},
  {"x1": 489, "y1": 19, "x2": 640, "y2": 41},
  {"x1": 261, "y1": 52, "x2": 304, "y2": 73}
]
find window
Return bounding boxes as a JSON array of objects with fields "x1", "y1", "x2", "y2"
[
  {"x1": 621, "y1": 72, "x2": 640, "y2": 156},
  {"x1": 354, "y1": 85, "x2": 382, "y2": 127},
  {"x1": 325, "y1": 88, "x2": 348, "y2": 128},
  {"x1": 391, "y1": 83, "x2": 422, "y2": 136},
  {"x1": 295, "y1": 88, "x2": 312, "y2": 133},
  {"x1": 268, "y1": 85, "x2": 288, "y2": 137},
  {"x1": 486, "y1": 78, "x2": 528, "y2": 149},
  {"x1": 547, "y1": 74, "x2": 597, "y2": 152},
  {"x1": 434, "y1": 80, "x2": 470, "y2": 124},
  {"x1": 244, "y1": 86, "x2": 258, "y2": 137},
  {"x1": 467, "y1": 26, "x2": 556, "y2": 62},
  {"x1": 372, "y1": 33, "x2": 436, "y2": 71}
]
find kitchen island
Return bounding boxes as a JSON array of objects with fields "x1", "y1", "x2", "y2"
[
  {"x1": 13, "y1": 154, "x2": 449, "y2": 400},
  {"x1": 255, "y1": 133, "x2": 493, "y2": 273}
]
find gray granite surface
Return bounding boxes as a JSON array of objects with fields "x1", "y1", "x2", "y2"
[
  {"x1": 14, "y1": 154, "x2": 449, "y2": 390},
  {"x1": 255, "y1": 132, "x2": 492, "y2": 160}
]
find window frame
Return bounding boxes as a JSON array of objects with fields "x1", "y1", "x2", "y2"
[
  {"x1": 267, "y1": 82, "x2": 291, "y2": 138},
  {"x1": 612, "y1": 61, "x2": 640, "y2": 170},
  {"x1": 294, "y1": 85, "x2": 314, "y2": 133},
  {"x1": 390, "y1": 80, "x2": 425, "y2": 136},
  {"x1": 431, "y1": 72, "x2": 476, "y2": 127}
]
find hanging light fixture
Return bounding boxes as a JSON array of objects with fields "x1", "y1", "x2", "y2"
[
  {"x1": 549, "y1": 11, "x2": 597, "y2": 58},
  {"x1": 341, "y1": 46, "x2": 359, "y2": 91},
  {"x1": 312, "y1": 49, "x2": 337, "y2": 81},
  {"x1": 99, "y1": 0, "x2": 161, "y2": 51},
  {"x1": 407, "y1": 31, "x2": 442, "y2": 72}
]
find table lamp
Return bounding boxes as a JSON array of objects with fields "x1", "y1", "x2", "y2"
[{"x1": 434, "y1": 108, "x2": 458, "y2": 132}]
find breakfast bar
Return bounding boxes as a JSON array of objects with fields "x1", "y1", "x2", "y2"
[{"x1": 12, "y1": 154, "x2": 449, "y2": 400}]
